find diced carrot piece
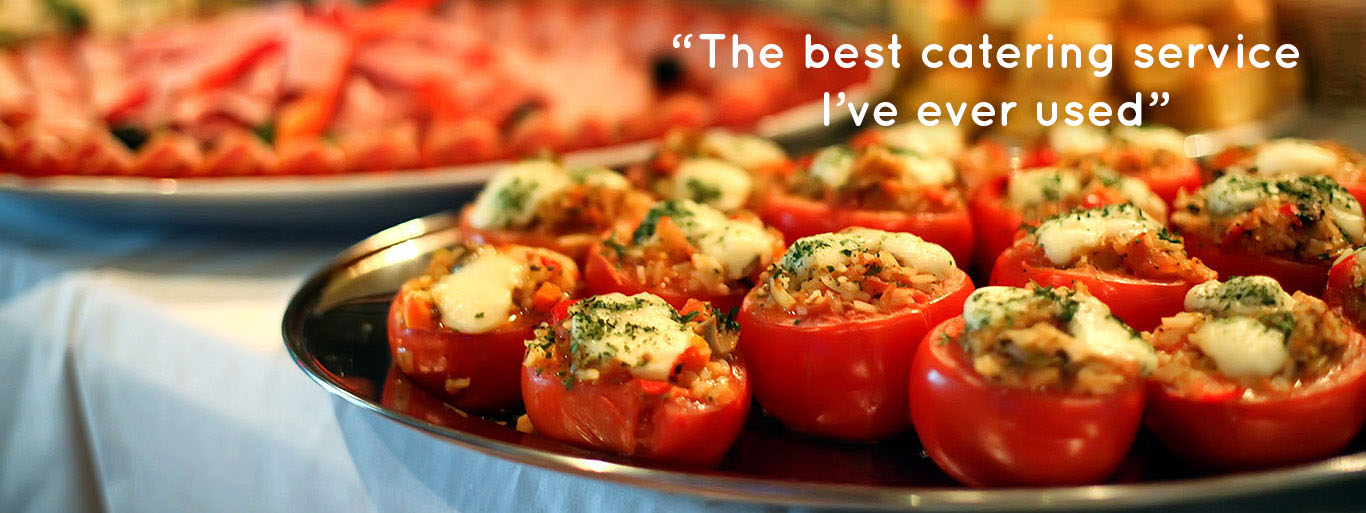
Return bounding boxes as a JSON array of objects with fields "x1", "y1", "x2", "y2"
[{"x1": 532, "y1": 282, "x2": 563, "y2": 313}]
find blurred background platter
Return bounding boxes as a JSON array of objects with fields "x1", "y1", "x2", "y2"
[{"x1": 282, "y1": 209, "x2": 1366, "y2": 511}]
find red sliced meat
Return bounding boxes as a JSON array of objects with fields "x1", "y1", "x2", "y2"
[
  {"x1": 277, "y1": 140, "x2": 345, "y2": 175},
  {"x1": 0, "y1": 51, "x2": 33, "y2": 125},
  {"x1": 421, "y1": 117, "x2": 502, "y2": 166},
  {"x1": 282, "y1": 18, "x2": 353, "y2": 96},
  {"x1": 133, "y1": 133, "x2": 204, "y2": 177},
  {"x1": 339, "y1": 121, "x2": 419, "y2": 172},
  {"x1": 21, "y1": 41, "x2": 94, "y2": 128},
  {"x1": 77, "y1": 38, "x2": 149, "y2": 125},
  {"x1": 73, "y1": 132, "x2": 135, "y2": 176},
  {"x1": 201, "y1": 129, "x2": 277, "y2": 176}
]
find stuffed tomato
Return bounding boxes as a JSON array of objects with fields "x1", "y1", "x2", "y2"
[
  {"x1": 521, "y1": 293, "x2": 749, "y2": 466},
  {"x1": 756, "y1": 141, "x2": 974, "y2": 263},
  {"x1": 388, "y1": 244, "x2": 580, "y2": 412},
  {"x1": 1326, "y1": 247, "x2": 1366, "y2": 330},
  {"x1": 969, "y1": 164, "x2": 1168, "y2": 273},
  {"x1": 910, "y1": 285, "x2": 1154, "y2": 487},
  {"x1": 627, "y1": 129, "x2": 791, "y2": 213},
  {"x1": 1042, "y1": 125, "x2": 1201, "y2": 205},
  {"x1": 584, "y1": 199, "x2": 783, "y2": 313},
  {"x1": 739, "y1": 228, "x2": 974, "y2": 440},
  {"x1": 458, "y1": 159, "x2": 652, "y2": 263},
  {"x1": 991, "y1": 204, "x2": 1217, "y2": 331},
  {"x1": 1209, "y1": 138, "x2": 1366, "y2": 208},
  {"x1": 1145, "y1": 276, "x2": 1366, "y2": 469},
  {"x1": 1171, "y1": 174, "x2": 1365, "y2": 295}
]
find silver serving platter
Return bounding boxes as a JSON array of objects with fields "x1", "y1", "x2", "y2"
[{"x1": 282, "y1": 210, "x2": 1366, "y2": 511}]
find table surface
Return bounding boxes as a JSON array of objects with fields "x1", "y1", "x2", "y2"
[{"x1": 8, "y1": 112, "x2": 1366, "y2": 512}]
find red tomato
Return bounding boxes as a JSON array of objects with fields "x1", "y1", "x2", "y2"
[
  {"x1": 1183, "y1": 238, "x2": 1330, "y2": 296},
  {"x1": 1345, "y1": 182, "x2": 1366, "y2": 213},
  {"x1": 582, "y1": 242, "x2": 747, "y2": 313},
  {"x1": 738, "y1": 269, "x2": 974, "y2": 441},
  {"x1": 1140, "y1": 161, "x2": 1203, "y2": 207},
  {"x1": 387, "y1": 289, "x2": 533, "y2": 412},
  {"x1": 457, "y1": 207, "x2": 597, "y2": 265},
  {"x1": 909, "y1": 317, "x2": 1147, "y2": 487},
  {"x1": 756, "y1": 191, "x2": 974, "y2": 265},
  {"x1": 990, "y1": 244, "x2": 1203, "y2": 331},
  {"x1": 520, "y1": 358, "x2": 750, "y2": 466},
  {"x1": 1144, "y1": 329, "x2": 1366, "y2": 470},
  {"x1": 1326, "y1": 251, "x2": 1366, "y2": 330},
  {"x1": 967, "y1": 175, "x2": 1027, "y2": 273}
]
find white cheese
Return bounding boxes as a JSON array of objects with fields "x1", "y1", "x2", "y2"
[
  {"x1": 1034, "y1": 205, "x2": 1163, "y2": 265},
  {"x1": 1184, "y1": 276, "x2": 1293, "y2": 317},
  {"x1": 1326, "y1": 192, "x2": 1366, "y2": 245},
  {"x1": 428, "y1": 249, "x2": 528, "y2": 334},
  {"x1": 1048, "y1": 125, "x2": 1109, "y2": 156},
  {"x1": 569, "y1": 166, "x2": 630, "y2": 190},
  {"x1": 963, "y1": 286, "x2": 1154, "y2": 373},
  {"x1": 781, "y1": 228, "x2": 956, "y2": 280},
  {"x1": 1007, "y1": 168, "x2": 1082, "y2": 207},
  {"x1": 697, "y1": 130, "x2": 787, "y2": 171},
  {"x1": 1205, "y1": 174, "x2": 1275, "y2": 216},
  {"x1": 880, "y1": 123, "x2": 965, "y2": 159},
  {"x1": 468, "y1": 160, "x2": 570, "y2": 229},
  {"x1": 1254, "y1": 139, "x2": 1340, "y2": 177},
  {"x1": 1190, "y1": 317, "x2": 1290, "y2": 378},
  {"x1": 669, "y1": 158, "x2": 754, "y2": 212},
  {"x1": 889, "y1": 151, "x2": 957, "y2": 186},
  {"x1": 1115, "y1": 175, "x2": 1169, "y2": 219},
  {"x1": 1113, "y1": 126, "x2": 1188, "y2": 156},
  {"x1": 809, "y1": 145, "x2": 857, "y2": 189},
  {"x1": 642, "y1": 200, "x2": 777, "y2": 280},
  {"x1": 1068, "y1": 294, "x2": 1157, "y2": 374},
  {"x1": 569, "y1": 293, "x2": 696, "y2": 381}
]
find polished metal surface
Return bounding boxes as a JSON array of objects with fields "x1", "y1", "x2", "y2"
[{"x1": 282, "y1": 211, "x2": 1366, "y2": 511}]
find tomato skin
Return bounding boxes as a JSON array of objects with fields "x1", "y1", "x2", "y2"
[
  {"x1": 582, "y1": 242, "x2": 747, "y2": 313},
  {"x1": 967, "y1": 175, "x2": 1026, "y2": 273},
  {"x1": 519, "y1": 358, "x2": 751, "y2": 466},
  {"x1": 738, "y1": 269, "x2": 974, "y2": 441},
  {"x1": 756, "y1": 191, "x2": 974, "y2": 264},
  {"x1": 1345, "y1": 182, "x2": 1366, "y2": 212},
  {"x1": 386, "y1": 290, "x2": 532, "y2": 412},
  {"x1": 457, "y1": 207, "x2": 597, "y2": 265},
  {"x1": 909, "y1": 317, "x2": 1147, "y2": 487},
  {"x1": 1140, "y1": 161, "x2": 1203, "y2": 207},
  {"x1": 1144, "y1": 329, "x2": 1366, "y2": 470},
  {"x1": 1326, "y1": 252, "x2": 1366, "y2": 331},
  {"x1": 990, "y1": 244, "x2": 1201, "y2": 331},
  {"x1": 1182, "y1": 237, "x2": 1330, "y2": 296}
]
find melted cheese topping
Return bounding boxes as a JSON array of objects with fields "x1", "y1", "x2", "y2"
[
  {"x1": 1205, "y1": 174, "x2": 1274, "y2": 216},
  {"x1": 781, "y1": 228, "x2": 956, "y2": 280},
  {"x1": 880, "y1": 123, "x2": 965, "y2": 159},
  {"x1": 669, "y1": 158, "x2": 754, "y2": 212},
  {"x1": 640, "y1": 200, "x2": 777, "y2": 280},
  {"x1": 1184, "y1": 276, "x2": 1293, "y2": 317},
  {"x1": 1116, "y1": 174, "x2": 1169, "y2": 219},
  {"x1": 1113, "y1": 126, "x2": 1188, "y2": 156},
  {"x1": 1007, "y1": 168, "x2": 1082, "y2": 207},
  {"x1": 964, "y1": 286, "x2": 1156, "y2": 373},
  {"x1": 1254, "y1": 139, "x2": 1340, "y2": 177},
  {"x1": 889, "y1": 151, "x2": 957, "y2": 185},
  {"x1": 1048, "y1": 125, "x2": 1109, "y2": 156},
  {"x1": 1190, "y1": 317, "x2": 1289, "y2": 378},
  {"x1": 697, "y1": 130, "x2": 787, "y2": 171},
  {"x1": 809, "y1": 145, "x2": 857, "y2": 189},
  {"x1": 569, "y1": 166, "x2": 630, "y2": 190},
  {"x1": 428, "y1": 249, "x2": 528, "y2": 333},
  {"x1": 468, "y1": 160, "x2": 570, "y2": 229},
  {"x1": 569, "y1": 293, "x2": 696, "y2": 381},
  {"x1": 1204, "y1": 175, "x2": 1365, "y2": 244},
  {"x1": 1034, "y1": 205, "x2": 1163, "y2": 265}
]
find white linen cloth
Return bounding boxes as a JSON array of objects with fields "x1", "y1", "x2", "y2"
[{"x1": 0, "y1": 201, "x2": 783, "y2": 513}]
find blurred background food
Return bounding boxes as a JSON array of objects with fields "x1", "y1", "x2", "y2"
[{"x1": 887, "y1": 0, "x2": 1305, "y2": 140}]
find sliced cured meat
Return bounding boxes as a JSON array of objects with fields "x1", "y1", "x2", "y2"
[
  {"x1": 201, "y1": 129, "x2": 277, "y2": 176},
  {"x1": 133, "y1": 133, "x2": 204, "y2": 177},
  {"x1": 421, "y1": 118, "x2": 501, "y2": 166},
  {"x1": 0, "y1": 51, "x2": 33, "y2": 125},
  {"x1": 77, "y1": 38, "x2": 149, "y2": 124},
  {"x1": 339, "y1": 121, "x2": 420, "y2": 173},
  {"x1": 277, "y1": 139, "x2": 346, "y2": 175}
]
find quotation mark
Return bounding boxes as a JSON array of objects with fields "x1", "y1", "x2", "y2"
[
  {"x1": 1148, "y1": 92, "x2": 1170, "y2": 107},
  {"x1": 672, "y1": 33, "x2": 694, "y2": 49}
]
